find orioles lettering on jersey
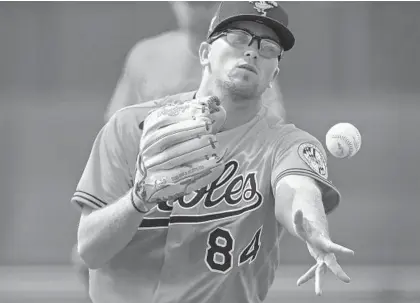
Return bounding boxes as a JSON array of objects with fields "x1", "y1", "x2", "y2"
[{"x1": 139, "y1": 160, "x2": 263, "y2": 229}]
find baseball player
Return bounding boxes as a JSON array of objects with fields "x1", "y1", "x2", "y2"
[
  {"x1": 72, "y1": 2, "x2": 354, "y2": 303},
  {"x1": 104, "y1": 1, "x2": 286, "y2": 121},
  {"x1": 74, "y1": 1, "x2": 286, "y2": 292},
  {"x1": 72, "y1": 2, "x2": 286, "y2": 296}
]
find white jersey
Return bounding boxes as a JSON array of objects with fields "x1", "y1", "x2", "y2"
[{"x1": 72, "y1": 92, "x2": 340, "y2": 303}]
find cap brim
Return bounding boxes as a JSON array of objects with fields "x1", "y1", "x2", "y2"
[{"x1": 210, "y1": 15, "x2": 295, "y2": 51}]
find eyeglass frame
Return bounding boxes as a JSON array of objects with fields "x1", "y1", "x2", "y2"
[{"x1": 207, "y1": 27, "x2": 285, "y2": 61}]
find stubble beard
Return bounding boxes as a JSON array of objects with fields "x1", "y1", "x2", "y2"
[{"x1": 216, "y1": 75, "x2": 261, "y2": 102}]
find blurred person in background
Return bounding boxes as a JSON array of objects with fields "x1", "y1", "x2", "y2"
[{"x1": 72, "y1": 2, "x2": 287, "y2": 300}]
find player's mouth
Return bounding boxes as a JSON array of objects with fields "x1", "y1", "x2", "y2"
[{"x1": 236, "y1": 64, "x2": 258, "y2": 74}]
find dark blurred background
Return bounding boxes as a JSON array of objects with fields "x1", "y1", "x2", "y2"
[{"x1": 0, "y1": 1, "x2": 419, "y2": 301}]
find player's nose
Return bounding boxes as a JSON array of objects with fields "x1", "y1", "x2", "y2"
[
  {"x1": 243, "y1": 39, "x2": 260, "y2": 60},
  {"x1": 244, "y1": 50, "x2": 258, "y2": 60}
]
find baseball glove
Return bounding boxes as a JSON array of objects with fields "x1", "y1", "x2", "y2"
[{"x1": 131, "y1": 96, "x2": 227, "y2": 212}]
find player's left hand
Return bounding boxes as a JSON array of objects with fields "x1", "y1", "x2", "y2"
[{"x1": 293, "y1": 210, "x2": 354, "y2": 296}]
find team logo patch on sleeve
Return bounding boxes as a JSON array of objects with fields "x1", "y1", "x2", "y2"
[{"x1": 298, "y1": 143, "x2": 328, "y2": 178}]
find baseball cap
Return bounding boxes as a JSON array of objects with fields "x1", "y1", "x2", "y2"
[{"x1": 207, "y1": 1, "x2": 295, "y2": 51}]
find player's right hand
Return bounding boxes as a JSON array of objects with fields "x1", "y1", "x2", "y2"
[
  {"x1": 131, "y1": 96, "x2": 227, "y2": 212},
  {"x1": 294, "y1": 210, "x2": 354, "y2": 296}
]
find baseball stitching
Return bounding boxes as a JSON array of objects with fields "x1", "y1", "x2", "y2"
[
  {"x1": 331, "y1": 135, "x2": 354, "y2": 157},
  {"x1": 353, "y1": 128, "x2": 362, "y2": 151}
]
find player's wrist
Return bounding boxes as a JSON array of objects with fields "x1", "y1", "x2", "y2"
[{"x1": 130, "y1": 186, "x2": 149, "y2": 213}]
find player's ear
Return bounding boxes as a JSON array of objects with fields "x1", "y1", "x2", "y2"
[{"x1": 199, "y1": 42, "x2": 211, "y2": 66}]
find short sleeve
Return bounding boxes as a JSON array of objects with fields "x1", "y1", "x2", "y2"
[
  {"x1": 271, "y1": 130, "x2": 341, "y2": 214},
  {"x1": 71, "y1": 113, "x2": 136, "y2": 210}
]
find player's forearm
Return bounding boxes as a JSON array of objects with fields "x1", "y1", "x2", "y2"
[
  {"x1": 275, "y1": 179, "x2": 329, "y2": 240},
  {"x1": 290, "y1": 186, "x2": 329, "y2": 239},
  {"x1": 77, "y1": 190, "x2": 145, "y2": 269}
]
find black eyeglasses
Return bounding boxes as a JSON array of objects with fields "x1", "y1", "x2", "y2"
[{"x1": 208, "y1": 27, "x2": 284, "y2": 60}]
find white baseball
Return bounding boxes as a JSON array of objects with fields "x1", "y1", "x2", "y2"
[{"x1": 325, "y1": 123, "x2": 362, "y2": 158}]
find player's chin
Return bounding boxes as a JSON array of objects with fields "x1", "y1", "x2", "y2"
[
  {"x1": 227, "y1": 79, "x2": 259, "y2": 96},
  {"x1": 238, "y1": 79, "x2": 260, "y2": 90},
  {"x1": 227, "y1": 73, "x2": 255, "y2": 84}
]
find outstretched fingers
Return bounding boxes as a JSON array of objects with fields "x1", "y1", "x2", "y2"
[
  {"x1": 297, "y1": 263, "x2": 318, "y2": 286},
  {"x1": 321, "y1": 238, "x2": 355, "y2": 256},
  {"x1": 315, "y1": 262, "x2": 327, "y2": 296},
  {"x1": 324, "y1": 254, "x2": 351, "y2": 283}
]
